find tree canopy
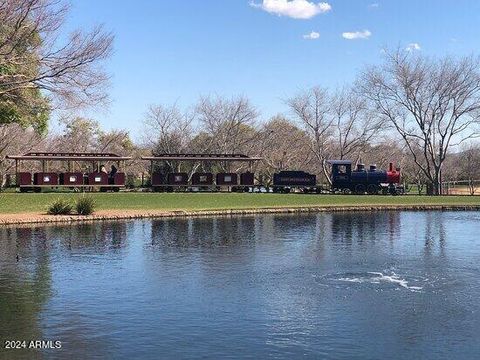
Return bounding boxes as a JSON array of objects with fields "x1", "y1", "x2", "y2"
[{"x1": 0, "y1": 0, "x2": 113, "y2": 132}]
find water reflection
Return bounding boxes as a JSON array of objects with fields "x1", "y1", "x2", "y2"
[
  {"x1": 0, "y1": 212, "x2": 479, "y2": 359},
  {"x1": 149, "y1": 217, "x2": 257, "y2": 248},
  {"x1": 330, "y1": 211, "x2": 401, "y2": 245},
  {"x1": 423, "y1": 212, "x2": 447, "y2": 258},
  {"x1": 47, "y1": 222, "x2": 128, "y2": 251},
  {"x1": 0, "y1": 227, "x2": 51, "y2": 359},
  {"x1": 0, "y1": 223, "x2": 129, "y2": 359}
]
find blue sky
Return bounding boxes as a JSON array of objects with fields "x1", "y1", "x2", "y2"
[{"x1": 63, "y1": 0, "x2": 480, "y2": 137}]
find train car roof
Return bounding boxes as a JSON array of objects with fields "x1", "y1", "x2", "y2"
[
  {"x1": 6, "y1": 152, "x2": 132, "y2": 161},
  {"x1": 327, "y1": 160, "x2": 353, "y2": 165},
  {"x1": 142, "y1": 153, "x2": 263, "y2": 162}
]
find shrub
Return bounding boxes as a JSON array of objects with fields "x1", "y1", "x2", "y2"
[
  {"x1": 47, "y1": 199, "x2": 73, "y2": 215},
  {"x1": 76, "y1": 196, "x2": 95, "y2": 215}
]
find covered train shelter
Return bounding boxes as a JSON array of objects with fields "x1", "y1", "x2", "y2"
[
  {"x1": 6, "y1": 152, "x2": 132, "y2": 191},
  {"x1": 142, "y1": 153, "x2": 263, "y2": 164},
  {"x1": 141, "y1": 153, "x2": 263, "y2": 191}
]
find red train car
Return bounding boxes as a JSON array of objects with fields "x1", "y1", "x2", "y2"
[
  {"x1": 6, "y1": 152, "x2": 131, "y2": 192},
  {"x1": 192, "y1": 173, "x2": 213, "y2": 186},
  {"x1": 113, "y1": 173, "x2": 126, "y2": 186},
  {"x1": 34, "y1": 172, "x2": 59, "y2": 186},
  {"x1": 60, "y1": 172, "x2": 83, "y2": 186},
  {"x1": 216, "y1": 173, "x2": 238, "y2": 186},
  {"x1": 167, "y1": 173, "x2": 188, "y2": 185},
  {"x1": 87, "y1": 172, "x2": 109, "y2": 186},
  {"x1": 240, "y1": 172, "x2": 255, "y2": 186},
  {"x1": 151, "y1": 173, "x2": 164, "y2": 186},
  {"x1": 17, "y1": 172, "x2": 32, "y2": 186}
]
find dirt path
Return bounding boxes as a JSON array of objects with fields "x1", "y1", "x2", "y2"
[{"x1": 1, "y1": 204, "x2": 479, "y2": 226}]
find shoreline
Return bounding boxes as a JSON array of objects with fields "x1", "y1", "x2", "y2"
[{"x1": 1, "y1": 204, "x2": 479, "y2": 226}]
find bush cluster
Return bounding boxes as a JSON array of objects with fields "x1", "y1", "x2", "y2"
[
  {"x1": 75, "y1": 197, "x2": 95, "y2": 215},
  {"x1": 47, "y1": 199, "x2": 73, "y2": 215},
  {"x1": 47, "y1": 197, "x2": 96, "y2": 216}
]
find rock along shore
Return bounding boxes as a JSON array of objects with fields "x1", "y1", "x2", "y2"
[{"x1": 0, "y1": 204, "x2": 479, "y2": 226}]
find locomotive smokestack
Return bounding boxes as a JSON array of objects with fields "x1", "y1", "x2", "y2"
[{"x1": 389, "y1": 162, "x2": 393, "y2": 172}]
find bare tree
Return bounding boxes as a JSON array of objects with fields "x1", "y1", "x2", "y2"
[
  {"x1": 54, "y1": 117, "x2": 101, "y2": 153},
  {"x1": 360, "y1": 50, "x2": 480, "y2": 194},
  {"x1": 143, "y1": 103, "x2": 195, "y2": 173},
  {"x1": 97, "y1": 130, "x2": 132, "y2": 154},
  {"x1": 253, "y1": 115, "x2": 312, "y2": 185},
  {"x1": 196, "y1": 95, "x2": 258, "y2": 155},
  {"x1": 395, "y1": 144, "x2": 428, "y2": 194},
  {"x1": 332, "y1": 88, "x2": 384, "y2": 160},
  {"x1": 458, "y1": 144, "x2": 480, "y2": 195},
  {"x1": 143, "y1": 103, "x2": 194, "y2": 154},
  {"x1": 286, "y1": 86, "x2": 334, "y2": 183},
  {"x1": 0, "y1": 0, "x2": 113, "y2": 115},
  {"x1": 0, "y1": 124, "x2": 44, "y2": 187}
]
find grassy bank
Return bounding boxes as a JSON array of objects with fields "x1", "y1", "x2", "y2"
[{"x1": 1, "y1": 192, "x2": 480, "y2": 214}]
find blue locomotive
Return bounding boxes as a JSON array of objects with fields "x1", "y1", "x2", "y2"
[
  {"x1": 328, "y1": 160, "x2": 401, "y2": 195},
  {"x1": 272, "y1": 160, "x2": 401, "y2": 195}
]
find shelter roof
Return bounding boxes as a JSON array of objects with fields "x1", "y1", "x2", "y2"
[
  {"x1": 142, "y1": 153, "x2": 263, "y2": 162},
  {"x1": 6, "y1": 152, "x2": 132, "y2": 161}
]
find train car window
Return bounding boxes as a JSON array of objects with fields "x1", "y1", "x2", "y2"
[
  {"x1": 174, "y1": 175, "x2": 183, "y2": 182},
  {"x1": 95, "y1": 176, "x2": 101, "y2": 182},
  {"x1": 225, "y1": 175, "x2": 232, "y2": 182},
  {"x1": 338, "y1": 165, "x2": 346, "y2": 174},
  {"x1": 44, "y1": 176, "x2": 50, "y2": 182},
  {"x1": 70, "y1": 176, "x2": 76, "y2": 182},
  {"x1": 200, "y1": 175, "x2": 207, "y2": 182}
]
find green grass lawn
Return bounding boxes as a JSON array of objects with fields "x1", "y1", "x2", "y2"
[{"x1": 1, "y1": 192, "x2": 480, "y2": 214}]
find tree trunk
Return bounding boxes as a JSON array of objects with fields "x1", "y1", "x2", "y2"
[
  {"x1": 433, "y1": 170, "x2": 441, "y2": 195},
  {"x1": 426, "y1": 182, "x2": 434, "y2": 196},
  {"x1": 322, "y1": 160, "x2": 332, "y2": 186}
]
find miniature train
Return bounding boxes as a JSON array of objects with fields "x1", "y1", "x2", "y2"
[
  {"x1": 7, "y1": 152, "x2": 129, "y2": 192},
  {"x1": 6, "y1": 152, "x2": 402, "y2": 195}
]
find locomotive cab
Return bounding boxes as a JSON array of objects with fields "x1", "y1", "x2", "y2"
[{"x1": 328, "y1": 160, "x2": 353, "y2": 192}]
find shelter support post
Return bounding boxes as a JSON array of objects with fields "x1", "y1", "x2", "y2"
[{"x1": 15, "y1": 160, "x2": 18, "y2": 186}]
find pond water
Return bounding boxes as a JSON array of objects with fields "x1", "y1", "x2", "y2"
[{"x1": 1, "y1": 211, "x2": 480, "y2": 359}]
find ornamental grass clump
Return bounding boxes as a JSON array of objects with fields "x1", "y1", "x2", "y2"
[
  {"x1": 47, "y1": 199, "x2": 73, "y2": 215},
  {"x1": 75, "y1": 196, "x2": 95, "y2": 215}
]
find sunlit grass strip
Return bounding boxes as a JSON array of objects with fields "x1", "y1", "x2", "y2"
[{"x1": 1, "y1": 193, "x2": 480, "y2": 214}]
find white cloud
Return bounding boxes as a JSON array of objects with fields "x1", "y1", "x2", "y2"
[
  {"x1": 406, "y1": 43, "x2": 421, "y2": 51},
  {"x1": 303, "y1": 31, "x2": 320, "y2": 40},
  {"x1": 250, "y1": 0, "x2": 332, "y2": 19},
  {"x1": 369, "y1": 3, "x2": 379, "y2": 8},
  {"x1": 342, "y1": 30, "x2": 371, "y2": 40}
]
